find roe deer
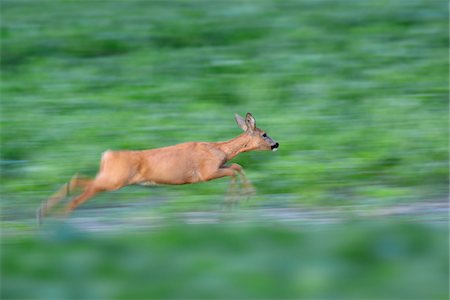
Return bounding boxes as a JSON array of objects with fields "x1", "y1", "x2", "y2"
[{"x1": 37, "y1": 112, "x2": 279, "y2": 223}]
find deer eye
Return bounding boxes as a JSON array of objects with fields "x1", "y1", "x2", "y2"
[{"x1": 262, "y1": 133, "x2": 267, "y2": 138}]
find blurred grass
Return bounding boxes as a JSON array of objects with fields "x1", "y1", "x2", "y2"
[
  {"x1": 1, "y1": 0, "x2": 448, "y2": 217},
  {"x1": 2, "y1": 221, "x2": 449, "y2": 299},
  {"x1": 1, "y1": 1, "x2": 448, "y2": 298}
]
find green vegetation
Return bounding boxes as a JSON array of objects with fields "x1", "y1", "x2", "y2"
[
  {"x1": 1, "y1": 0, "x2": 448, "y2": 298},
  {"x1": 2, "y1": 221, "x2": 449, "y2": 299},
  {"x1": 1, "y1": 0, "x2": 447, "y2": 213}
]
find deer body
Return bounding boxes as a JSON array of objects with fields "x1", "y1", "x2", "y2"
[
  {"x1": 99, "y1": 141, "x2": 230, "y2": 187},
  {"x1": 37, "y1": 113, "x2": 278, "y2": 223}
]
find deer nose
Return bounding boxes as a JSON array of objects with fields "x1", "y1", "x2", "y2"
[{"x1": 271, "y1": 142, "x2": 279, "y2": 151}]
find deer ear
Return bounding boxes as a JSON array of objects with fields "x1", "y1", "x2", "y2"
[
  {"x1": 245, "y1": 113, "x2": 256, "y2": 132},
  {"x1": 234, "y1": 113, "x2": 248, "y2": 131}
]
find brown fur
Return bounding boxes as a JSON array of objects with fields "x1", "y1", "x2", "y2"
[{"x1": 37, "y1": 113, "x2": 278, "y2": 223}]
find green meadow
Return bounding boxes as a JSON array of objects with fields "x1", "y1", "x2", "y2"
[{"x1": 1, "y1": 0, "x2": 448, "y2": 299}]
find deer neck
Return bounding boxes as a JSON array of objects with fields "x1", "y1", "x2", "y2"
[{"x1": 218, "y1": 133, "x2": 254, "y2": 161}]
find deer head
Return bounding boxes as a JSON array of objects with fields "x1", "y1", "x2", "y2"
[{"x1": 235, "y1": 113, "x2": 279, "y2": 151}]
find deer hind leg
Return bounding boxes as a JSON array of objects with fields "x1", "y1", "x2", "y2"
[
  {"x1": 63, "y1": 185, "x2": 102, "y2": 216},
  {"x1": 63, "y1": 172, "x2": 128, "y2": 217},
  {"x1": 37, "y1": 174, "x2": 93, "y2": 225}
]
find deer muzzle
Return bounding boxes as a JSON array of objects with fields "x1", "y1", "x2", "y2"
[{"x1": 271, "y1": 142, "x2": 279, "y2": 151}]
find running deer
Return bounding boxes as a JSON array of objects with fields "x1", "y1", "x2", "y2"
[{"x1": 37, "y1": 113, "x2": 279, "y2": 223}]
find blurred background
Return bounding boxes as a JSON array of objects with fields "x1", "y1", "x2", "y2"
[{"x1": 1, "y1": 0, "x2": 448, "y2": 299}]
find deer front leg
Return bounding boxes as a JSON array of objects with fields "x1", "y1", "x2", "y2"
[
  {"x1": 203, "y1": 167, "x2": 236, "y2": 181},
  {"x1": 229, "y1": 163, "x2": 256, "y2": 197},
  {"x1": 203, "y1": 167, "x2": 239, "y2": 204}
]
